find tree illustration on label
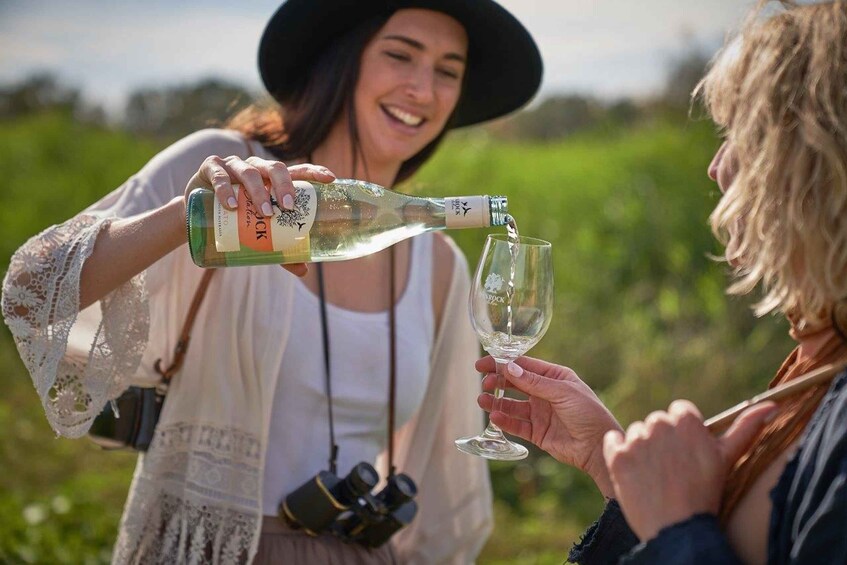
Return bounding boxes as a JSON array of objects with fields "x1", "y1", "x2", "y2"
[{"x1": 275, "y1": 188, "x2": 312, "y2": 230}]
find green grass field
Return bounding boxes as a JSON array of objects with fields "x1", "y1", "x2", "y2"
[{"x1": 0, "y1": 112, "x2": 793, "y2": 563}]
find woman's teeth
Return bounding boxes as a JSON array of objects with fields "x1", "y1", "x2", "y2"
[{"x1": 384, "y1": 105, "x2": 423, "y2": 127}]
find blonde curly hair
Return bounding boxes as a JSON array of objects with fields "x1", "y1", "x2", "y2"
[{"x1": 697, "y1": 0, "x2": 847, "y2": 328}]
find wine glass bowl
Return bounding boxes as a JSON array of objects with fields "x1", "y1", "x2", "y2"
[{"x1": 455, "y1": 234, "x2": 553, "y2": 460}]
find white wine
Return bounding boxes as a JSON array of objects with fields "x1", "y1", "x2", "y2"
[
  {"x1": 477, "y1": 330, "x2": 538, "y2": 363},
  {"x1": 504, "y1": 216, "x2": 520, "y2": 342},
  {"x1": 186, "y1": 179, "x2": 509, "y2": 267}
]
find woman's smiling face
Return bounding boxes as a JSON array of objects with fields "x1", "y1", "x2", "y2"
[{"x1": 353, "y1": 8, "x2": 468, "y2": 165}]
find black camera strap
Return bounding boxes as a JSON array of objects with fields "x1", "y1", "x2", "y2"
[
  {"x1": 316, "y1": 261, "x2": 339, "y2": 475},
  {"x1": 316, "y1": 245, "x2": 399, "y2": 478},
  {"x1": 388, "y1": 245, "x2": 397, "y2": 478}
]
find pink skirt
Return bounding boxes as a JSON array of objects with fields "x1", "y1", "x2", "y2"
[{"x1": 253, "y1": 515, "x2": 398, "y2": 565}]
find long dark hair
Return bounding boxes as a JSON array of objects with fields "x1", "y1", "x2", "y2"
[{"x1": 228, "y1": 13, "x2": 453, "y2": 185}]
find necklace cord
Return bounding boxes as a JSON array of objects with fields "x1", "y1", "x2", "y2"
[
  {"x1": 316, "y1": 263, "x2": 339, "y2": 475},
  {"x1": 316, "y1": 247, "x2": 398, "y2": 478}
]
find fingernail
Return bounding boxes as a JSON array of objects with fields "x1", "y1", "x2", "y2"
[
  {"x1": 227, "y1": 196, "x2": 238, "y2": 208},
  {"x1": 282, "y1": 194, "x2": 294, "y2": 210},
  {"x1": 507, "y1": 362, "x2": 523, "y2": 378},
  {"x1": 262, "y1": 202, "x2": 273, "y2": 217}
]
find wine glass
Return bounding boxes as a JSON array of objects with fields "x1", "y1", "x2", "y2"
[{"x1": 455, "y1": 234, "x2": 553, "y2": 460}]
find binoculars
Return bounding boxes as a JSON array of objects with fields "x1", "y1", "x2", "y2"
[{"x1": 280, "y1": 461, "x2": 418, "y2": 548}]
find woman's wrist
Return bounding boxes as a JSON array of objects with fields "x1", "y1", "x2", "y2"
[
  {"x1": 585, "y1": 444, "x2": 616, "y2": 499},
  {"x1": 167, "y1": 195, "x2": 188, "y2": 248}
]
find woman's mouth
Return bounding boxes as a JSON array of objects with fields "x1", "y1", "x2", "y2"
[{"x1": 381, "y1": 104, "x2": 426, "y2": 128}]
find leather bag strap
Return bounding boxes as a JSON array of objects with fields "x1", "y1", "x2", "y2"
[{"x1": 153, "y1": 268, "x2": 216, "y2": 387}]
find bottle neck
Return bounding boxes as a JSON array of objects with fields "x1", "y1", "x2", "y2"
[
  {"x1": 488, "y1": 196, "x2": 509, "y2": 226},
  {"x1": 443, "y1": 195, "x2": 509, "y2": 229}
]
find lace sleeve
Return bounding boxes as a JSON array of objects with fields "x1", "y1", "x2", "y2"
[{"x1": 2, "y1": 213, "x2": 149, "y2": 438}]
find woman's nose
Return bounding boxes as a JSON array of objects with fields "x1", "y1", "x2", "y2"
[
  {"x1": 405, "y1": 69, "x2": 435, "y2": 104},
  {"x1": 708, "y1": 159, "x2": 719, "y2": 182},
  {"x1": 708, "y1": 142, "x2": 727, "y2": 182}
]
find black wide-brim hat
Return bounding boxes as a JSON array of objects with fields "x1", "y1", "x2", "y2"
[{"x1": 258, "y1": 0, "x2": 543, "y2": 128}]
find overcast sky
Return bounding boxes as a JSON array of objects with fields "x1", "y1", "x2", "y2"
[{"x1": 0, "y1": 0, "x2": 757, "y2": 115}]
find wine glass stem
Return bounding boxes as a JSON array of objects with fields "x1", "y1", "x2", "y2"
[{"x1": 483, "y1": 360, "x2": 511, "y2": 439}]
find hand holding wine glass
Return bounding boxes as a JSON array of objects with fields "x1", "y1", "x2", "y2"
[
  {"x1": 455, "y1": 232, "x2": 554, "y2": 460},
  {"x1": 476, "y1": 356, "x2": 622, "y2": 496}
]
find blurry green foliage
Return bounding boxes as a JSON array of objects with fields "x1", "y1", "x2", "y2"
[
  {"x1": 0, "y1": 112, "x2": 793, "y2": 563},
  {"x1": 0, "y1": 112, "x2": 152, "y2": 564},
  {"x1": 124, "y1": 78, "x2": 254, "y2": 141}
]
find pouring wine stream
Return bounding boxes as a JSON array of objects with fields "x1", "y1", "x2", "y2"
[{"x1": 494, "y1": 215, "x2": 520, "y2": 408}]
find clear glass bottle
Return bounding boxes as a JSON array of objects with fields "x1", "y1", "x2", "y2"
[{"x1": 186, "y1": 178, "x2": 509, "y2": 267}]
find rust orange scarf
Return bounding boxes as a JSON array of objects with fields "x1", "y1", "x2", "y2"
[{"x1": 719, "y1": 324, "x2": 847, "y2": 524}]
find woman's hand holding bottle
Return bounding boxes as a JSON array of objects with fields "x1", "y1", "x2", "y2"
[
  {"x1": 184, "y1": 155, "x2": 336, "y2": 276},
  {"x1": 476, "y1": 355, "x2": 622, "y2": 498}
]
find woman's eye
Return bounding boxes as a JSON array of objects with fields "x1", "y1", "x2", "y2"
[
  {"x1": 385, "y1": 51, "x2": 411, "y2": 62},
  {"x1": 437, "y1": 68, "x2": 460, "y2": 80}
]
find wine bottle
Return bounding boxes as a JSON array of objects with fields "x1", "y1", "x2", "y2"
[{"x1": 186, "y1": 178, "x2": 509, "y2": 267}]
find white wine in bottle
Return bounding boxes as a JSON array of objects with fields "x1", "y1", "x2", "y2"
[{"x1": 186, "y1": 178, "x2": 509, "y2": 267}]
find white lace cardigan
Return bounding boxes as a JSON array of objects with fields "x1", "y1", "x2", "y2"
[{"x1": 1, "y1": 129, "x2": 493, "y2": 564}]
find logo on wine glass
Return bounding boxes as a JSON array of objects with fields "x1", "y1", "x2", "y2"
[
  {"x1": 484, "y1": 273, "x2": 504, "y2": 293},
  {"x1": 484, "y1": 273, "x2": 506, "y2": 304}
]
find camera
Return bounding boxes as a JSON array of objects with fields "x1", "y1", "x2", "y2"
[
  {"x1": 333, "y1": 472, "x2": 419, "y2": 548},
  {"x1": 280, "y1": 462, "x2": 378, "y2": 536},
  {"x1": 88, "y1": 386, "x2": 164, "y2": 451}
]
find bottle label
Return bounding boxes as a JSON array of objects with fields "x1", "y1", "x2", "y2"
[
  {"x1": 214, "y1": 181, "x2": 317, "y2": 261},
  {"x1": 444, "y1": 196, "x2": 490, "y2": 229}
]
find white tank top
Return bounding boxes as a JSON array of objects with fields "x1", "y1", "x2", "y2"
[{"x1": 262, "y1": 234, "x2": 435, "y2": 514}]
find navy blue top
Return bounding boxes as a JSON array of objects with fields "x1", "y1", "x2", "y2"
[{"x1": 568, "y1": 371, "x2": 847, "y2": 564}]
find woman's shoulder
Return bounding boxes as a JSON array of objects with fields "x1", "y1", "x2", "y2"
[
  {"x1": 805, "y1": 369, "x2": 847, "y2": 457},
  {"x1": 432, "y1": 233, "x2": 467, "y2": 272},
  {"x1": 149, "y1": 128, "x2": 252, "y2": 166},
  {"x1": 181, "y1": 128, "x2": 251, "y2": 150},
  {"x1": 132, "y1": 128, "x2": 254, "y2": 194},
  {"x1": 430, "y1": 233, "x2": 471, "y2": 327},
  {"x1": 431, "y1": 233, "x2": 469, "y2": 289},
  {"x1": 823, "y1": 369, "x2": 847, "y2": 430},
  {"x1": 822, "y1": 369, "x2": 847, "y2": 421},
  {"x1": 765, "y1": 369, "x2": 847, "y2": 565}
]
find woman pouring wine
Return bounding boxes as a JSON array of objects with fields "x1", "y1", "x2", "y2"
[{"x1": 1, "y1": 0, "x2": 543, "y2": 563}]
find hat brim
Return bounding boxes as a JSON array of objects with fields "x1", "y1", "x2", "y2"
[{"x1": 258, "y1": 0, "x2": 542, "y2": 128}]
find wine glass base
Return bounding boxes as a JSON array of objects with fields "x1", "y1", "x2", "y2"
[{"x1": 454, "y1": 435, "x2": 529, "y2": 461}]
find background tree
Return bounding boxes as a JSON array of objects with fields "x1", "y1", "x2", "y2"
[
  {"x1": 123, "y1": 78, "x2": 255, "y2": 140},
  {"x1": 662, "y1": 49, "x2": 711, "y2": 110},
  {"x1": 0, "y1": 73, "x2": 80, "y2": 118}
]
